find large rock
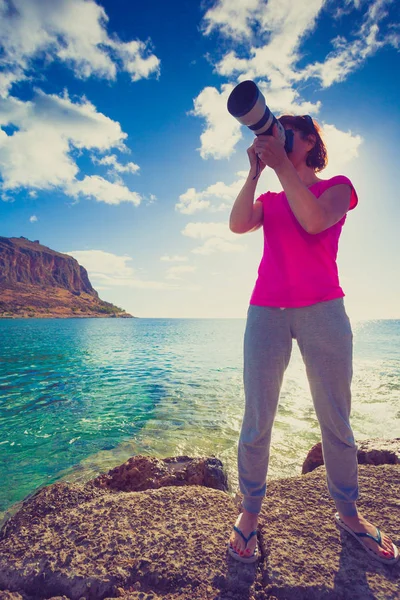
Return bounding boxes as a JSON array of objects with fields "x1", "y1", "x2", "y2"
[
  {"x1": 302, "y1": 438, "x2": 400, "y2": 474},
  {"x1": 0, "y1": 461, "x2": 399, "y2": 600},
  {"x1": 92, "y1": 455, "x2": 229, "y2": 492}
]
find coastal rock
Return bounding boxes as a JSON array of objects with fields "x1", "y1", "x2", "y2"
[
  {"x1": 357, "y1": 438, "x2": 400, "y2": 465},
  {"x1": 0, "y1": 462, "x2": 399, "y2": 600},
  {"x1": 0, "y1": 236, "x2": 133, "y2": 318},
  {"x1": 301, "y1": 441, "x2": 324, "y2": 475},
  {"x1": 0, "y1": 236, "x2": 96, "y2": 294},
  {"x1": 302, "y1": 438, "x2": 400, "y2": 474},
  {"x1": 92, "y1": 454, "x2": 229, "y2": 492}
]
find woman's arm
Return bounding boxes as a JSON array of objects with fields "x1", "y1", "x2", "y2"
[
  {"x1": 229, "y1": 173, "x2": 263, "y2": 234},
  {"x1": 229, "y1": 139, "x2": 266, "y2": 234},
  {"x1": 275, "y1": 159, "x2": 351, "y2": 234}
]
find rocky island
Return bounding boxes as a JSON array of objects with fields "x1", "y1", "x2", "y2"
[{"x1": 0, "y1": 236, "x2": 134, "y2": 318}]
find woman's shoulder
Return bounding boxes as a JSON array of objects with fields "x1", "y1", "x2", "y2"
[
  {"x1": 255, "y1": 190, "x2": 279, "y2": 203},
  {"x1": 315, "y1": 174, "x2": 354, "y2": 187},
  {"x1": 316, "y1": 175, "x2": 358, "y2": 210}
]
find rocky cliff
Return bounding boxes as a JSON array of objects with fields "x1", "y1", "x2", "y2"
[{"x1": 0, "y1": 236, "x2": 133, "y2": 318}]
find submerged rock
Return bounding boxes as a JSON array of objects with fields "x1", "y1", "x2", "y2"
[
  {"x1": 0, "y1": 458, "x2": 399, "y2": 599},
  {"x1": 302, "y1": 438, "x2": 400, "y2": 474},
  {"x1": 92, "y1": 454, "x2": 229, "y2": 492}
]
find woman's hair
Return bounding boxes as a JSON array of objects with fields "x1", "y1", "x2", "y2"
[{"x1": 278, "y1": 115, "x2": 328, "y2": 172}]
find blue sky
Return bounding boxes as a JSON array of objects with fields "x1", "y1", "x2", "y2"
[{"x1": 0, "y1": 0, "x2": 399, "y2": 318}]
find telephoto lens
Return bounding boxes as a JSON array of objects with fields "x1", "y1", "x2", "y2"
[{"x1": 227, "y1": 80, "x2": 293, "y2": 153}]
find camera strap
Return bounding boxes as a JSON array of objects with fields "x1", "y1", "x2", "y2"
[{"x1": 253, "y1": 155, "x2": 261, "y2": 180}]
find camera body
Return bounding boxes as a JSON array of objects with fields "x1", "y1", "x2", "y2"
[{"x1": 227, "y1": 80, "x2": 294, "y2": 153}]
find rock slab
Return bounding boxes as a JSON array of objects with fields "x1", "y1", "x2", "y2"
[{"x1": 0, "y1": 460, "x2": 399, "y2": 600}]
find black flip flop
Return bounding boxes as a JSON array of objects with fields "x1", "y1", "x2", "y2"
[
  {"x1": 227, "y1": 519, "x2": 259, "y2": 563},
  {"x1": 335, "y1": 512, "x2": 399, "y2": 565}
]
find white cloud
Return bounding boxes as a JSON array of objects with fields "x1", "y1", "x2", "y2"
[
  {"x1": 94, "y1": 154, "x2": 140, "y2": 176},
  {"x1": 160, "y1": 255, "x2": 189, "y2": 262},
  {"x1": 65, "y1": 250, "x2": 136, "y2": 278},
  {"x1": 0, "y1": 90, "x2": 142, "y2": 204},
  {"x1": 192, "y1": 237, "x2": 246, "y2": 255},
  {"x1": 182, "y1": 222, "x2": 234, "y2": 241},
  {"x1": 176, "y1": 173, "x2": 247, "y2": 214},
  {"x1": 0, "y1": 0, "x2": 160, "y2": 96},
  {"x1": 110, "y1": 39, "x2": 161, "y2": 82},
  {"x1": 194, "y1": 0, "x2": 398, "y2": 159},
  {"x1": 0, "y1": 1, "x2": 160, "y2": 204},
  {"x1": 204, "y1": 0, "x2": 398, "y2": 89},
  {"x1": 142, "y1": 193, "x2": 157, "y2": 206},
  {"x1": 176, "y1": 187, "x2": 211, "y2": 214},
  {"x1": 0, "y1": 69, "x2": 26, "y2": 99},
  {"x1": 298, "y1": 2, "x2": 400, "y2": 88},
  {"x1": 66, "y1": 176, "x2": 141, "y2": 206},
  {"x1": 191, "y1": 84, "x2": 242, "y2": 159},
  {"x1": 165, "y1": 265, "x2": 196, "y2": 280},
  {"x1": 29, "y1": 215, "x2": 38, "y2": 222},
  {"x1": 181, "y1": 221, "x2": 246, "y2": 255},
  {"x1": 318, "y1": 124, "x2": 363, "y2": 176},
  {"x1": 202, "y1": 0, "x2": 261, "y2": 40},
  {"x1": 331, "y1": 0, "x2": 368, "y2": 20},
  {"x1": 64, "y1": 250, "x2": 177, "y2": 290},
  {"x1": 204, "y1": 0, "x2": 325, "y2": 83}
]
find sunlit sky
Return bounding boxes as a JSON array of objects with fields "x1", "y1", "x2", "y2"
[{"x1": 0, "y1": 0, "x2": 399, "y2": 319}]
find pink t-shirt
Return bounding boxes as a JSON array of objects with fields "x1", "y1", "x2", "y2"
[{"x1": 249, "y1": 175, "x2": 358, "y2": 308}]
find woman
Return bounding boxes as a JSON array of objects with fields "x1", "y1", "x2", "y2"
[{"x1": 227, "y1": 115, "x2": 399, "y2": 565}]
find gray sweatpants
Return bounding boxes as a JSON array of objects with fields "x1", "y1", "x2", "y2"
[{"x1": 238, "y1": 297, "x2": 359, "y2": 516}]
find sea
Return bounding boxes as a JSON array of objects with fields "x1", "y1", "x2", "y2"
[{"x1": 0, "y1": 317, "x2": 399, "y2": 523}]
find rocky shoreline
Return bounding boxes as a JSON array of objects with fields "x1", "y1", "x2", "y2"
[{"x1": 0, "y1": 440, "x2": 399, "y2": 600}]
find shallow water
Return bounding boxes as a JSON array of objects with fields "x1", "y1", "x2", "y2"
[{"x1": 0, "y1": 317, "x2": 399, "y2": 519}]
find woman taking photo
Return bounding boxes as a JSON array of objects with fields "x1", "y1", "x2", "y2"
[{"x1": 227, "y1": 115, "x2": 399, "y2": 565}]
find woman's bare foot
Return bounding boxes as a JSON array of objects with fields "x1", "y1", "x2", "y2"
[
  {"x1": 338, "y1": 512, "x2": 397, "y2": 559},
  {"x1": 229, "y1": 508, "x2": 259, "y2": 557}
]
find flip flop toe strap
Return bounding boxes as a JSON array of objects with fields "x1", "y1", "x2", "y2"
[
  {"x1": 233, "y1": 525, "x2": 249, "y2": 544},
  {"x1": 354, "y1": 527, "x2": 382, "y2": 547},
  {"x1": 233, "y1": 525, "x2": 258, "y2": 546}
]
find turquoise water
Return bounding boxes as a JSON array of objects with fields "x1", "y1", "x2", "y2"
[{"x1": 0, "y1": 318, "x2": 399, "y2": 520}]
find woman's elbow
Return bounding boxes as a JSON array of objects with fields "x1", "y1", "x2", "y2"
[
  {"x1": 229, "y1": 221, "x2": 246, "y2": 234},
  {"x1": 304, "y1": 224, "x2": 321, "y2": 235},
  {"x1": 303, "y1": 219, "x2": 326, "y2": 235}
]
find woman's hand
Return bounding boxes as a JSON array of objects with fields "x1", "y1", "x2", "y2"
[
  {"x1": 253, "y1": 123, "x2": 288, "y2": 171},
  {"x1": 246, "y1": 140, "x2": 261, "y2": 175}
]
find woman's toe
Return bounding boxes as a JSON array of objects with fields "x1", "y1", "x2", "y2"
[{"x1": 382, "y1": 534, "x2": 394, "y2": 554}]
